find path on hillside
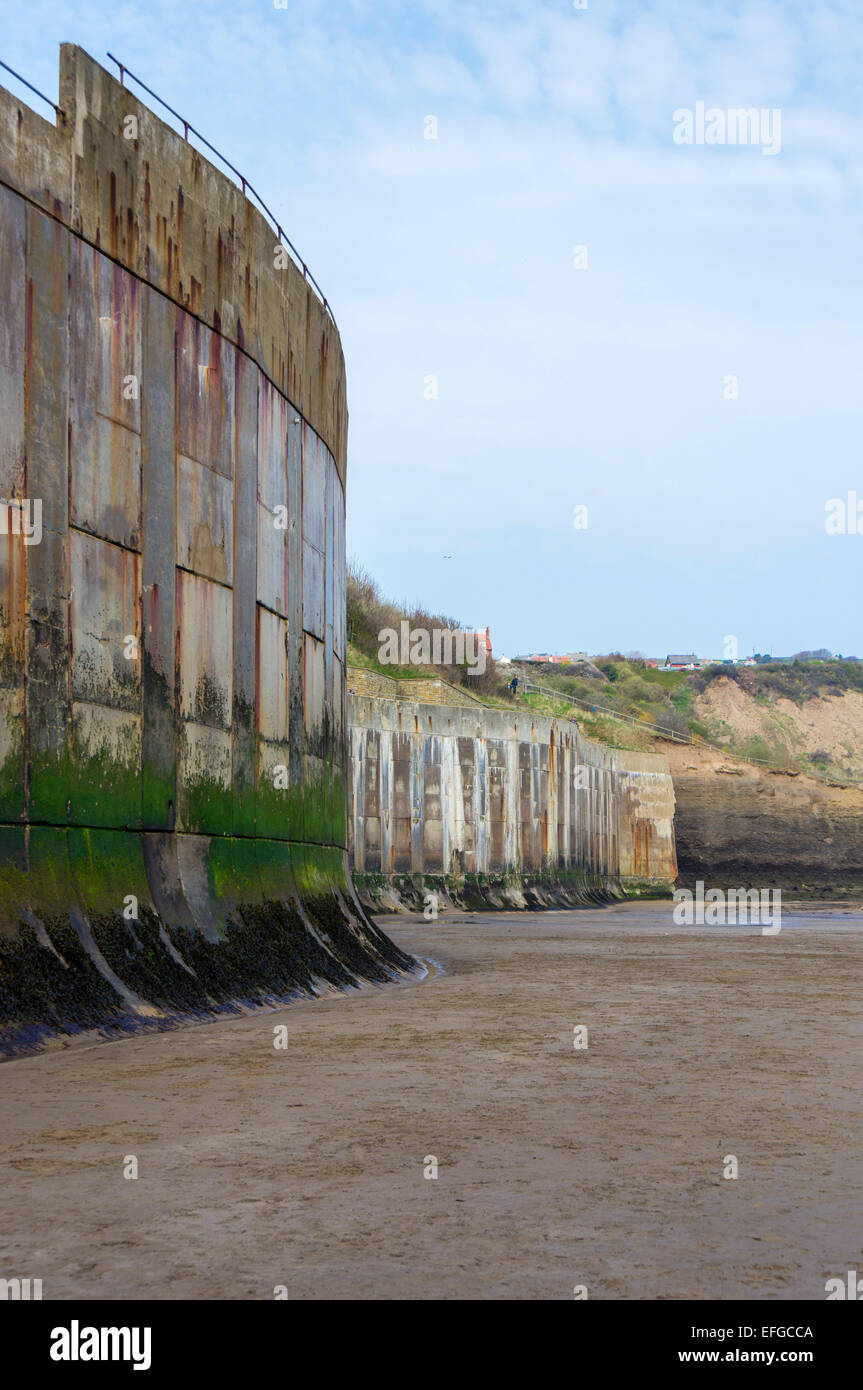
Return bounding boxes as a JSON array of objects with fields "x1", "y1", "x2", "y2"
[{"x1": 2, "y1": 903, "x2": 861, "y2": 1300}]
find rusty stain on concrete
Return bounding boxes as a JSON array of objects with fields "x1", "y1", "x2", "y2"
[{"x1": 349, "y1": 695, "x2": 677, "y2": 908}]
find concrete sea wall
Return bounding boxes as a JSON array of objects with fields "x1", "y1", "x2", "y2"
[
  {"x1": 0, "y1": 47, "x2": 412, "y2": 1057},
  {"x1": 349, "y1": 695, "x2": 677, "y2": 909}
]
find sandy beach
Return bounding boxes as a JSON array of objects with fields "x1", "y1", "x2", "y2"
[{"x1": 1, "y1": 901, "x2": 861, "y2": 1301}]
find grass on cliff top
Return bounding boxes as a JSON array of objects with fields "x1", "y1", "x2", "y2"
[
  {"x1": 577, "y1": 714, "x2": 657, "y2": 751},
  {"x1": 516, "y1": 658, "x2": 694, "y2": 740},
  {"x1": 346, "y1": 641, "x2": 429, "y2": 682},
  {"x1": 347, "y1": 566, "x2": 863, "y2": 774},
  {"x1": 694, "y1": 659, "x2": 863, "y2": 704}
]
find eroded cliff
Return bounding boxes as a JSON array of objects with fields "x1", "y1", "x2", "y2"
[{"x1": 666, "y1": 743, "x2": 863, "y2": 896}]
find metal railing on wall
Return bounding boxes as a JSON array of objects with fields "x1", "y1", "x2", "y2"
[
  {"x1": 0, "y1": 57, "x2": 62, "y2": 116},
  {"x1": 0, "y1": 53, "x2": 336, "y2": 328},
  {"x1": 106, "y1": 53, "x2": 337, "y2": 331},
  {"x1": 517, "y1": 677, "x2": 723, "y2": 748}
]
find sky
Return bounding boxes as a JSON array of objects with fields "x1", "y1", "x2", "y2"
[{"x1": 1, "y1": 0, "x2": 861, "y2": 659}]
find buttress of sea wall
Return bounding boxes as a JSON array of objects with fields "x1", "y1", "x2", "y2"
[{"x1": 347, "y1": 696, "x2": 677, "y2": 911}]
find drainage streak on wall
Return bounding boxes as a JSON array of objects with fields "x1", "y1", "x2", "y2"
[
  {"x1": 0, "y1": 47, "x2": 411, "y2": 1057},
  {"x1": 349, "y1": 696, "x2": 677, "y2": 910}
]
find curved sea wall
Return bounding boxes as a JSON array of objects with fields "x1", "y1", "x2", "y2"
[
  {"x1": 0, "y1": 47, "x2": 412, "y2": 1058},
  {"x1": 349, "y1": 695, "x2": 677, "y2": 910}
]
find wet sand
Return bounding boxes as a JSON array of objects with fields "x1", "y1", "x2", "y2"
[{"x1": 1, "y1": 901, "x2": 862, "y2": 1300}]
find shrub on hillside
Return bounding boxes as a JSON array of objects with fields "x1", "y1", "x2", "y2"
[
  {"x1": 695, "y1": 659, "x2": 863, "y2": 704},
  {"x1": 346, "y1": 562, "x2": 502, "y2": 695}
]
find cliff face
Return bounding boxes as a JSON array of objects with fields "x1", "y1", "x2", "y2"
[
  {"x1": 691, "y1": 677, "x2": 863, "y2": 781},
  {"x1": 666, "y1": 744, "x2": 863, "y2": 896}
]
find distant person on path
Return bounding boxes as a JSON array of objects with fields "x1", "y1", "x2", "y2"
[{"x1": 509, "y1": 675, "x2": 519, "y2": 695}]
